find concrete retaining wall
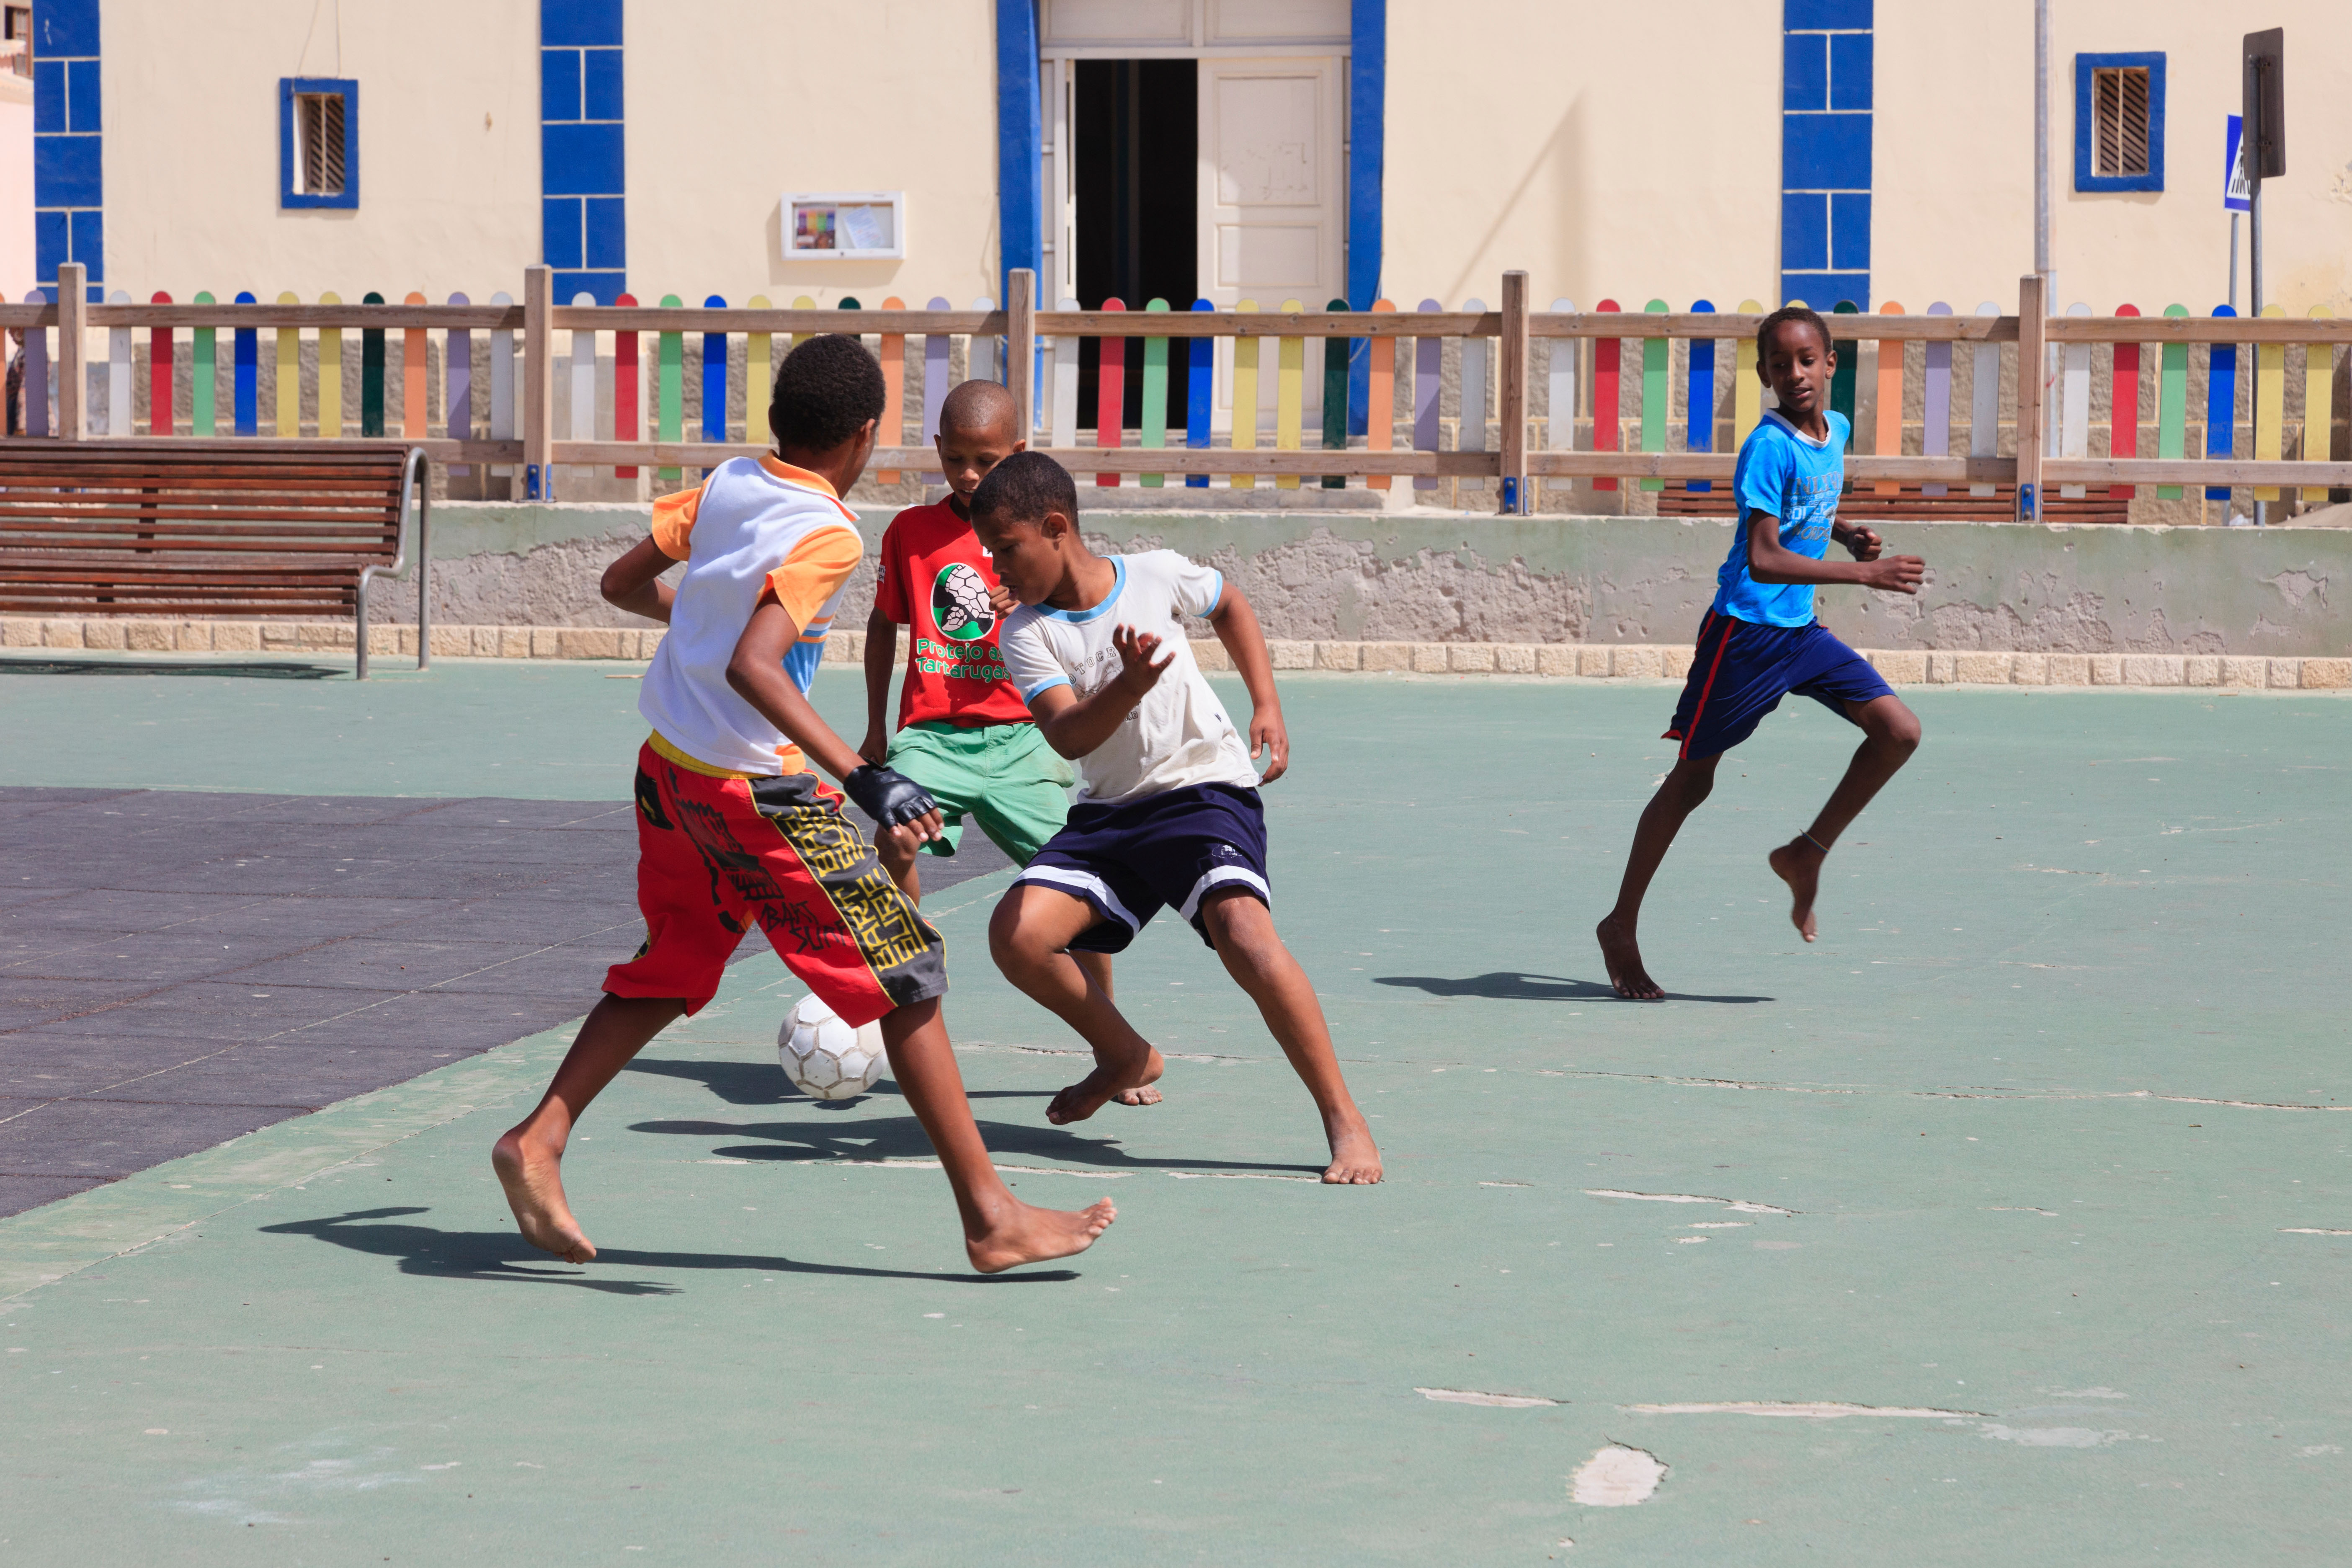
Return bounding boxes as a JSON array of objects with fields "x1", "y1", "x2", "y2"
[{"x1": 232, "y1": 501, "x2": 2352, "y2": 658}]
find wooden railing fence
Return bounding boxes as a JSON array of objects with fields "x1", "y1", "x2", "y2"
[{"x1": 7, "y1": 263, "x2": 2347, "y2": 518}]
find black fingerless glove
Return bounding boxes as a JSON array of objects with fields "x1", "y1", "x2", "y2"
[{"x1": 844, "y1": 765, "x2": 940, "y2": 832}]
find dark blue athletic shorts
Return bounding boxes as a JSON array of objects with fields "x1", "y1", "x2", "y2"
[
  {"x1": 1664, "y1": 613, "x2": 1894, "y2": 760},
  {"x1": 1014, "y1": 782, "x2": 1269, "y2": 954}
]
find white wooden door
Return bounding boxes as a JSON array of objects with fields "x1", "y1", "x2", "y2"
[{"x1": 1197, "y1": 55, "x2": 1343, "y2": 430}]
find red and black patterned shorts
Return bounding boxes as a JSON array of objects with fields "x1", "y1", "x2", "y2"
[{"x1": 604, "y1": 741, "x2": 947, "y2": 1025}]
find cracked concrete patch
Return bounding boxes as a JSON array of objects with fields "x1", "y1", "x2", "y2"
[
  {"x1": 1569, "y1": 1444, "x2": 1667, "y2": 1506},
  {"x1": 1584, "y1": 1189, "x2": 1797, "y2": 1216},
  {"x1": 1416, "y1": 1387, "x2": 1562, "y2": 1408},
  {"x1": 1623, "y1": 1402, "x2": 1989, "y2": 1419}
]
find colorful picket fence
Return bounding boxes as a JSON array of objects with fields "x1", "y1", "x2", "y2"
[{"x1": 3, "y1": 264, "x2": 2347, "y2": 513}]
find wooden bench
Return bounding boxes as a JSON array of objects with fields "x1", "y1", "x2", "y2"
[
  {"x1": 0, "y1": 441, "x2": 429, "y2": 677},
  {"x1": 1655, "y1": 482, "x2": 2132, "y2": 526}
]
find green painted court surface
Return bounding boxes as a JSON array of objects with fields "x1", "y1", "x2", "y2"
[{"x1": 2, "y1": 656, "x2": 2347, "y2": 1563}]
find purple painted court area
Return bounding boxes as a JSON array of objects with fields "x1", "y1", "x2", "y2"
[{"x1": 0, "y1": 787, "x2": 1011, "y2": 1217}]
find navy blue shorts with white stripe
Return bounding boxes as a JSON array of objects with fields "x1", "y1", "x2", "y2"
[
  {"x1": 1014, "y1": 782, "x2": 1269, "y2": 954},
  {"x1": 1664, "y1": 614, "x2": 1893, "y2": 760}
]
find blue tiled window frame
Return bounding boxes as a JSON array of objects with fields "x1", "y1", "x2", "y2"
[
  {"x1": 2073, "y1": 52, "x2": 2164, "y2": 194},
  {"x1": 279, "y1": 78, "x2": 360, "y2": 210}
]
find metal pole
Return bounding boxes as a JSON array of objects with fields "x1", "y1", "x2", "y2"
[
  {"x1": 2228, "y1": 213, "x2": 2240, "y2": 312},
  {"x1": 2033, "y1": 0, "x2": 2050, "y2": 280},
  {"x1": 2033, "y1": 0, "x2": 2057, "y2": 460},
  {"x1": 2251, "y1": 176, "x2": 2265, "y2": 524}
]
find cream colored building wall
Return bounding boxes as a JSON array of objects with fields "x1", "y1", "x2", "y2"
[
  {"x1": 0, "y1": 75, "x2": 30, "y2": 291},
  {"x1": 100, "y1": 0, "x2": 539, "y2": 302},
  {"x1": 1876, "y1": 1, "x2": 2352, "y2": 315},
  {"x1": 1380, "y1": 1, "x2": 1781, "y2": 310},
  {"x1": 622, "y1": 0, "x2": 1001, "y2": 308}
]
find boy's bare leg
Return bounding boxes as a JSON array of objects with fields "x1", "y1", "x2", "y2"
[
  {"x1": 493, "y1": 993, "x2": 686, "y2": 1263},
  {"x1": 1071, "y1": 950, "x2": 1158, "y2": 1105},
  {"x1": 879, "y1": 996, "x2": 1117, "y2": 1272},
  {"x1": 1198, "y1": 890, "x2": 1382, "y2": 1185},
  {"x1": 1595, "y1": 754, "x2": 1720, "y2": 1000},
  {"x1": 1769, "y1": 694, "x2": 1922, "y2": 941},
  {"x1": 989, "y1": 885, "x2": 1165, "y2": 1124}
]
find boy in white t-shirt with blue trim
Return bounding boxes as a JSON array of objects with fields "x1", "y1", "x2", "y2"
[
  {"x1": 1596, "y1": 305, "x2": 1928, "y2": 1001},
  {"x1": 971, "y1": 452, "x2": 1380, "y2": 1185}
]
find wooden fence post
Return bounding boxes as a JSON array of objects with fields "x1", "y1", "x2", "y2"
[
  {"x1": 2014, "y1": 273, "x2": 2046, "y2": 518},
  {"x1": 1498, "y1": 271, "x2": 1529, "y2": 513},
  {"x1": 523, "y1": 266, "x2": 553, "y2": 498},
  {"x1": 1006, "y1": 267, "x2": 1036, "y2": 442},
  {"x1": 55, "y1": 262, "x2": 85, "y2": 439}
]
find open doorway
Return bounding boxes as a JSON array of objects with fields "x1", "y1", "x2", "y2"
[{"x1": 1074, "y1": 58, "x2": 1196, "y2": 435}]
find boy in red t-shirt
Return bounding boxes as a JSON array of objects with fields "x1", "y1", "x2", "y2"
[{"x1": 859, "y1": 382, "x2": 1142, "y2": 1098}]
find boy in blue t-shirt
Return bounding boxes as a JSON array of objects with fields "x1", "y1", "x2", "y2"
[{"x1": 1596, "y1": 305, "x2": 1927, "y2": 1000}]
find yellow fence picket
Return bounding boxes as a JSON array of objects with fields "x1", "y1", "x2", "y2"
[
  {"x1": 2308, "y1": 308, "x2": 2337, "y2": 503},
  {"x1": 1231, "y1": 299, "x2": 1259, "y2": 490},
  {"x1": 1274, "y1": 299, "x2": 1304, "y2": 490},
  {"x1": 275, "y1": 291, "x2": 302, "y2": 437}
]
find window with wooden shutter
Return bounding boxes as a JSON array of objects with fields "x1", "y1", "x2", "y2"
[
  {"x1": 279, "y1": 78, "x2": 359, "y2": 209},
  {"x1": 2073, "y1": 53, "x2": 2165, "y2": 193},
  {"x1": 2092, "y1": 66, "x2": 2150, "y2": 178},
  {"x1": 295, "y1": 93, "x2": 346, "y2": 196}
]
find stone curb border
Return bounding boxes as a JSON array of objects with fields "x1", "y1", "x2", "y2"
[{"x1": 3, "y1": 617, "x2": 2345, "y2": 690}]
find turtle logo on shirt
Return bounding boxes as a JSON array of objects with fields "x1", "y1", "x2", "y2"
[{"x1": 931, "y1": 561, "x2": 996, "y2": 642}]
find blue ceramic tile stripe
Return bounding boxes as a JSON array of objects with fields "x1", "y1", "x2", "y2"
[
  {"x1": 1344, "y1": 0, "x2": 1385, "y2": 436},
  {"x1": 994, "y1": 0, "x2": 1042, "y2": 318},
  {"x1": 542, "y1": 0, "x2": 624, "y2": 304},
  {"x1": 1780, "y1": 0, "x2": 1869, "y2": 311},
  {"x1": 32, "y1": 0, "x2": 102, "y2": 293}
]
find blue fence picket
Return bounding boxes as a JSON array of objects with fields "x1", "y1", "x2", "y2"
[
  {"x1": 2205, "y1": 305, "x2": 2237, "y2": 500},
  {"x1": 1186, "y1": 298, "x2": 1213, "y2": 487},
  {"x1": 1686, "y1": 299, "x2": 1716, "y2": 492},
  {"x1": 233, "y1": 290, "x2": 258, "y2": 436},
  {"x1": 702, "y1": 296, "x2": 728, "y2": 445}
]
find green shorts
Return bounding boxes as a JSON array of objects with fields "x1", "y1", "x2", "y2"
[{"x1": 885, "y1": 720, "x2": 1077, "y2": 866}]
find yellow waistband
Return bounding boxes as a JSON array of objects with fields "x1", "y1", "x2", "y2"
[{"x1": 647, "y1": 729, "x2": 755, "y2": 779}]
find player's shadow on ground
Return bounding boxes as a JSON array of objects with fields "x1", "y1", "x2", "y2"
[
  {"x1": 626, "y1": 1056, "x2": 1056, "y2": 1108},
  {"x1": 1375, "y1": 972, "x2": 1772, "y2": 1005},
  {"x1": 260, "y1": 1207, "x2": 1079, "y2": 1289},
  {"x1": 628, "y1": 1112, "x2": 1324, "y2": 1177},
  {"x1": 0, "y1": 655, "x2": 340, "y2": 679}
]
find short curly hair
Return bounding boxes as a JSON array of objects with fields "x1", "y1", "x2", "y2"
[
  {"x1": 767, "y1": 333, "x2": 886, "y2": 451},
  {"x1": 970, "y1": 450, "x2": 1078, "y2": 529},
  {"x1": 1756, "y1": 304, "x2": 1832, "y2": 359}
]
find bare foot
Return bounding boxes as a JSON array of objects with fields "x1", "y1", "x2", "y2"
[
  {"x1": 1321, "y1": 1108, "x2": 1383, "y2": 1184},
  {"x1": 491, "y1": 1129, "x2": 596, "y2": 1263},
  {"x1": 1768, "y1": 838, "x2": 1825, "y2": 942},
  {"x1": 1047, "y1": 1044, "x2": 1163, "y2": 1124},
  {"x1": 1596, "y1": 913, "x2": 1665, "y2": 1001},
  {"x1": 1111, "y1": 1048, "x2": 1166, "y2": 1107},
  {"x1": 966, "y1": 1196, "x2": 1118, "y2": 1273}
]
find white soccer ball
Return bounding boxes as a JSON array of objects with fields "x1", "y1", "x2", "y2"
[{"x1": 777, "y1": 993, "x2": 889, "y2": 1101}]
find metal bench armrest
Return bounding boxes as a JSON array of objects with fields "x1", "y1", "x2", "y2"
[{"x1": 354, "y1": 448, "x2": 431, "y2": 680}]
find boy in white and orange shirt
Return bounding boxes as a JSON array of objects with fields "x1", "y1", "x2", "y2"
[{"x1": 490, "y1": 334, "x2": 1116, "y2": 1274}]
